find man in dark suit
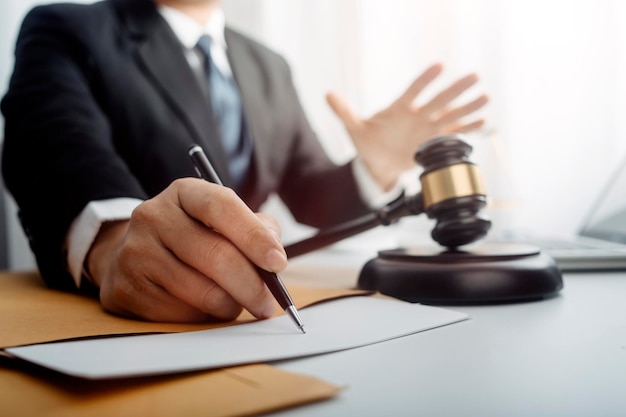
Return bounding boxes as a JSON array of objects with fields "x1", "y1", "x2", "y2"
[{"x1": 1, "y1": 0, "x2": 487, "y2": 322}]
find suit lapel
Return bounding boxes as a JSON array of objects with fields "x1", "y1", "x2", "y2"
[{"x1": 115, "y1": 0, "x2": 232, "y2": 183}]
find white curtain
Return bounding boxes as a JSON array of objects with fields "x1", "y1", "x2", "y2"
[{"x1": 2, "y1": 0, "x2": 626, "y2": 267}]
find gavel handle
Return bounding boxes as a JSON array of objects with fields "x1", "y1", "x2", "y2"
[{"x1": 284, "y1": 193, "x2": 424, "y2": 258}]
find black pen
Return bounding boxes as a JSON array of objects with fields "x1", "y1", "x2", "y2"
[{"x1": 188, "y1": 145, "x2": 306, "y2": 334}]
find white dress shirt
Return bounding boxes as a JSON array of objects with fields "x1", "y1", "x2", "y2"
[{"x1": 66, "y1": 6, "x2": 401, "y2": 286}]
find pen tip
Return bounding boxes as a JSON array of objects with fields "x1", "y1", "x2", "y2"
[{"x1": 300, "y1": 326, "x2": 306, "y2": 334}]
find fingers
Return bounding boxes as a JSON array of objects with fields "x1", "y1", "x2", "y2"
[
  {"x1": 172, "y1": 179, "x2": 287, "y2": 273},
  {"x1": 256, "y1": 212, "x2": 282, "y2": 239},
  {"x1": 326, "y1": 92, "x2": 360, "y2": 132},
  {"x1": 434, "y1": 94, "x2": 489, "y2": 128},
  {"x1": 159, "y1": 178, "x2": 283, "y2": 318},
  {"x1": 146, "y1": 204, "x2": 276, "y2": 319},
  {"x1": 100, "y1": 264, "x2": 225, "y2": 323},
  {"x1": 445, "y1": 119, "x2": 486, "y2": 134},
  {"x1": 396, "y1": 63, "x2": 443, "y2": 107},
  {"x1": 422, "y1": 73, "x2": 479, "y2": 114},
  {"x1": 96, "y1": 224, "x2": 231, "y2": 322},
  {"x1": 100, "y1": 218, "x2": 247, "y2": 322},
  {"x1": 139, "y1": 239, "x2": 248, "y2": 321}
]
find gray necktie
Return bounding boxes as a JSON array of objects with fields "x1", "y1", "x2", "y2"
[{"x1": 196, "y1": 35, "x2": 250, "y2": 187}]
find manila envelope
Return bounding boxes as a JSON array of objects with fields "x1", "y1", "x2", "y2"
[
  {"x1": 0, "y1": 357, "x2": 341, "y2": 417},
  {"x1": 0, "y1": 270, "x2": 367, "y2": 416},
  {"x1": 0, "y1": 271, "x2": 370, "y2": 348}
]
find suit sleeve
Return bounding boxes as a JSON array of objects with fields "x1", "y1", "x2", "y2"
[
  {"x1": 274, "y1": 62, "x2": 371, "y2": 229},
  {"x1": 1, "y1": 6, "x2": 147, "y2": 291}
]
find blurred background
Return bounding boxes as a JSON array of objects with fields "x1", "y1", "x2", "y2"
[{"x1": 1, "y1": 0, "x2": 625, "y2": 269}]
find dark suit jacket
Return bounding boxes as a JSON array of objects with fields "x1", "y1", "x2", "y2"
[{"x1": 1, "y1": 0, "x2": 370, "y2": 290}]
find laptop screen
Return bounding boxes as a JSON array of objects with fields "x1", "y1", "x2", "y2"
[{"x1": 580, "y1": 156, "x2": 626, "y2": 244}]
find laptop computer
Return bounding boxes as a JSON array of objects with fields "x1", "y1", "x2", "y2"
[{"x1": 497, "y1": 155, "x2": 626, "y2": 271}]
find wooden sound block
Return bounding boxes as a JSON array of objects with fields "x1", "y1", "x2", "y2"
[{"x1": 357, "y1": 243, "x2": 563, "y2": 304}]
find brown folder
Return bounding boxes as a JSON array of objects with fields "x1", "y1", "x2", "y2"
[
  {"x1": 0, "y1": 358, "x2": 341, "y2": 417},
  {"x1": 0, "y1": 271, "x2": 369, "y2": 348},
  {"x1": 0, "y1": 270, "x2": 369, "y2": 416}
]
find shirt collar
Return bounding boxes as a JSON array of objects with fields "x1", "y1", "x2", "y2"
[{"x1": 157, "y1": 5, "x2": 227, "y2": 50}]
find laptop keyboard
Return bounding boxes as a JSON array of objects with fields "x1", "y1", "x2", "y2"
[
  {"x1": 526, "y1": 239, "x2": 626, "y2": 255},
  {"x1": 531, "y1": 240, "x2": 601, "y2": 250}
]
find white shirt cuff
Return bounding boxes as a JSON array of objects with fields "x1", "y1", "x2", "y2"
[
  {"x1": 351, "y1": 157, "x2": 405, "y2": 209},
  {"x1": 66, "y1": 198, "x2": 143, "y2": 287}
]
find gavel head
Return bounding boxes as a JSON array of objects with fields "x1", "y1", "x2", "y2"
[{"x1": 414, "y1": 134, "x2": 492, "y2": 249}]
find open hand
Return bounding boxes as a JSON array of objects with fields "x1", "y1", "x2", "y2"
[{"x1": 327, "y1": 63, "x2": 488, "y2": 190}]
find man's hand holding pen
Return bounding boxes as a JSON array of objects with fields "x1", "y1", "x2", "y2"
[{"x1": 85, "y1": 178, "x2": 288, "y2": 323}]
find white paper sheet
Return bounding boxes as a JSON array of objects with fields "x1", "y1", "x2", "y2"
[{"x1": 6, "y1": 297, "x2": 468, "y2": 379}]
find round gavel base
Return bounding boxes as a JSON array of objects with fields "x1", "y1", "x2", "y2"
[{"x1": 357, "y1": 243, "x2": 563, "y2": 304}]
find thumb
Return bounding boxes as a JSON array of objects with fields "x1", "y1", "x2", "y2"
[{"x1": 326, "y1": 92, "x2": 360, "y2": 131}]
